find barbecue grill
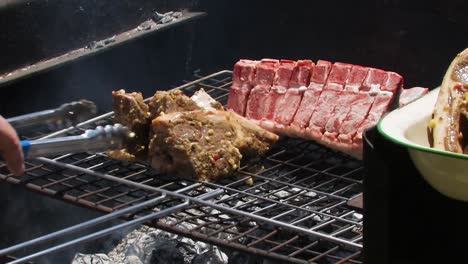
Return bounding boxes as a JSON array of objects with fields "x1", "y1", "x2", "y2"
[{"x1": 0, "y1": 1, "x2": 467, "y2": 264}]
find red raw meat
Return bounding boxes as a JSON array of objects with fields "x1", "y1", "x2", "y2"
[
  {"x1": 323, "y1": 91, "x2": 368, "y2": 135},
  {"x1": 265, "y1": 60, "x2": 296, "y2": 119},
  {"x1": 289, "y1": 61, "x2": 332, "y2": 135},
  {"x1": 227, "y1": 59, "x2": 258, "y2": 115},
  {"x1": 309, "y1": 60, "x2": 332, "y2": 85},
  {"x1": 274, "y1": 86, "x2": 308, "y2": 125},
  {"x1": 306, "y1": 64, "x2": 353, "y2": 139},
  {"x1": 245, "y1": 59, "x2": 279, "y2": 120},
  {"x1": 227, "y1": 85, "x2": 251, "y2": 115},
  {"x1": 273, "y1": 59, "x2": 296, "y2": 86},
  {"x1": 344, "y1": 65, "x2": 370, "y2": 92},
  {"x1": 336, "y1": 93, "x2": 375, "y2": 144},
  {"x1": 290, "y1": 89, "x2": 321, "y2": 133},
  {"x1": 323, "y1": 63, "x2": 352, "y2": 91},
  {"x1": 398, "y1": 87, "x2": 429, "y2": 107},
  {"x1": 245, "y1": 85, "x2": 271, "y2": 120},
  {"x1": 307, "y1": 90, "x2": 341, "y2": 140},
  {"x1": 353, "y1": 92, "x2": 394, "y2": 145},
  {"x1": 232, "y1": 59, "x2": 258, "y2": 86},
  {"x1": 274, "y1": 60, "x2": 314, "y2": 125},
  {"x1": 226, "y1": 57, "x2": 415, "y2": 160},
  {"x1": 252, "y1": 59, "x2": 280, "y2": 86},
  {"x1": 381, "y1": 72, "x2": 403, "y2": 93},
  {"x1": 361, "y1": 68, "x2": 388, "y2": 94},
  {"x1": 289, "y1": 60, "x2": 314, "y2": 88}
]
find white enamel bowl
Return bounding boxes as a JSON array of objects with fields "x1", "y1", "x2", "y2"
[{"x1": 377, "y1": 88, "x2": 468, "y2": 201}]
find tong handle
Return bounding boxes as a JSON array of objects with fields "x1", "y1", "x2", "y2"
[
  {"x1": 20, "y1": 140, "x2": 31, "y2": 158},
  {"x1": 16, "y1": 124, "x2": 132, "y2": 159},
  {"x1": 7, "y1": 100, "x2": 97, "y2": 130}
]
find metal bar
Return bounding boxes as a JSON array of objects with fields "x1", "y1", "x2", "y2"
[
  {"x1": 204, "y1": 182, "x2": 362, "y2": 227},
  {"x1": 6, "y1": 190, "x2": 220, "y2": 264},
  {"x1": 0, "y1": 183, "x2": 200, "y2": 257},
  {"x1": 7, "y1": 202, "x2": 189, "y2": 264},
  {"x1": 33, "y1": 157, "x2": 363, "y2": 249}
]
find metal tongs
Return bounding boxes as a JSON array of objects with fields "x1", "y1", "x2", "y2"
[
  {"x1": 19, "y1": 124, "x2": 134, "y2": 159},
  {"x1": 7, "y1": 99, "x2": 97, "y2": 131}
]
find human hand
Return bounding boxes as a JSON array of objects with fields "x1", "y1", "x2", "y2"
[{"x1": 0, "y1": 115, "x2": 24, "y2": 176}]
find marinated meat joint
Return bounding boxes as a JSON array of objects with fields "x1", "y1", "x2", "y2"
[{"x1": 111, "y1": 88, "x2": 279, "y2": 181}]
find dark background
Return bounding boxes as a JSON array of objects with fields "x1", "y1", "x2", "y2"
[
  {"x1": 0, "y1": 0, "x2": 467, "y2": 116},
  {"x1": 0, "y1": 0, "x2": 467, "y2": 263}
]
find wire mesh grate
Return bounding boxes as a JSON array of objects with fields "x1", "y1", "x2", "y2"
[{"x1": 0, "y1": 70, "x2": 364, "y2": 263}]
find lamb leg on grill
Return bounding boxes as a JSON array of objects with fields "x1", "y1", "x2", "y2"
[
  {"x1": 148, "y1": 109, "x2": 279, "y2": 181},
  {"x1": 108, "y1": 89, "x2": 150, "y2": 161},
  {"x1": 110, "y1": 88, "x2": 279, "y2": 182}
]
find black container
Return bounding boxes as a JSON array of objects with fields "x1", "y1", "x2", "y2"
[{"x1": 364, "y1": 127, "x2": 468, "y2": 264}]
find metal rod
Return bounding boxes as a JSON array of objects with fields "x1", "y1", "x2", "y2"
[
  {"x1": 6, "y1": 190, "x2": 221, "y2": 264},
  {"x1": 7, "y1": 110, "x2": 57, "y2": 129},
  {"x1": 35, "y1": 157, "x2": 362, "y2": 249},
  {"x1": 203, "y1": 181, "x2": 362, "y2": 227},
  {"x1": 0, "y1": 183, "x2": 200, "y2": 257},
  {"x1": 7, "y1": 202, "x2": 189, "y2": 264}
]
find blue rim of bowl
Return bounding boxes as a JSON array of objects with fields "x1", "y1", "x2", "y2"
[{"x1": 377, "y1": 113, "x2": 468, "y2": 161}]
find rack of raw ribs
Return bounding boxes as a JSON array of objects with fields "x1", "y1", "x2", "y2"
[{"x1": 227, "y1": 59, "x2": 428, "y2": 159}]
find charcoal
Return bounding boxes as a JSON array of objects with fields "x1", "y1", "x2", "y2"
[
  {"x1": 164, "y1": 11, "x2": 175, "y2": 17},
  {"x1": 152, "y1": 10, "x2": 179, "y2": 24},
  {"x1": 191, "y1": 246, "x2": 228, "y2": 264},
  {"x1": 85, "y1": 35, "x2": 116, "y2": 49},
  {"x1": 160, "y1": 16, "x2": 174, "y2": 24},
  {"x1": 149, "y1": 239, "x2": 185, "y2": 264},
  {"x1": 125, "y1": 255, "x2": 144, "y2": 264},
  {"x1": 87, "y1": 41, "x2": 105, "y2": 49},
  {"x1": 152, "y1": 12, "x2": 165, "y2": 23},
  {"x1": 71, "y1": 253, "x2": 112, "y2": 264},
  {"x1": 137, "y1": 21, "x2": 152, "y2": 31},
  {"x1": 103, "y1": 36, "x2": 116, "y2": 45}
]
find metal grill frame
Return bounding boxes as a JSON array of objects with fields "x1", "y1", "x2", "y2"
[{"x1": 0, "y1": 70, "x2": 364, "y2": 264}]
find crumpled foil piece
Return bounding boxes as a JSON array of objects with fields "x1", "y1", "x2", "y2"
[
  {"x1": 71, "y1": 225, "x2": 228, "y2": 264},
  {"x1": 71, "y1": 253, "x2": 112, "y2": 264}
]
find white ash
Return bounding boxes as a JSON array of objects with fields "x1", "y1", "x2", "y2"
[
  {"x1": 352, "y1": 213, "x2": 363, "y2": 221},
  {"x1": 152, "y1": 10, "x2": 182, "y2": 24},
  {"x1": 86, "y1": 35, "x2": 116, "y2": 50}
]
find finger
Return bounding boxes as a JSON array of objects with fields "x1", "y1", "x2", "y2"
[
  {"x1": 1, "y1": 141, "x2": 25, "y2": 176},
  {"x1": 0, "y1": 116, "x2": 25, "y2": 176}
]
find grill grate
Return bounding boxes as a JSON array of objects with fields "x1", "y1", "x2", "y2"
[{"x1": 0, "y1": 70, "x2": 363, "y2": 264}]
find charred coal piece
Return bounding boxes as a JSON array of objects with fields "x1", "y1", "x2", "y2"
[
  {"x1": 103, "y1": 36, "x2": 116, "y2": 45},
  {"x1": 148, "y1": 239, "x2": 185, "y2": 263},
  {"x1": 137, "y1": 21, "x2": 152, "y2": 31},
  {"x1": 152, "y1": 11, "x2": 165, "y2": 23},
  {"x1": 160, "y1": 16, "x2": 174, "y2": 24},
  {"x1": 152, "y1": 11, "x2": 182, "y2": 24},
  {"x1": 191, "y1": 246, "x2": 228, "y2": 264},
  {"x1": 85, "y1": 36, "x2": 116, "y2": 49},
  {"x1": 172, "y1": 12, "x2": 183, "y2": 19},
  {"x1": 72, "y1": 253, "x2": 112, "y2": 263}
]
